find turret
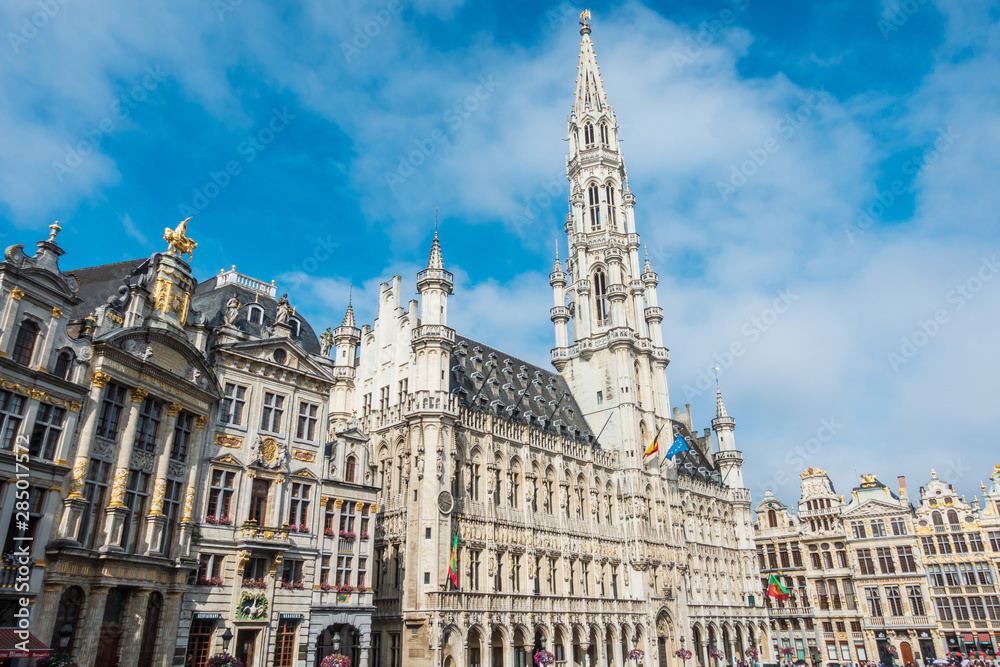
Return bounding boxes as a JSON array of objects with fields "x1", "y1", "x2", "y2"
[
  {"x1": 550, "y1": 243, "x2": 570, "y2": 348},
  {"x1": 413, "y1": 231, "x2": 455, "y2": 393},
  {"x1": 712, "y1": 385, "x2": 744, "y2": 488},
  {"x1": 416, "y1": 231, "x2": 453, "y2": 327},
  {"x1": 333, "y1": 298, "x2": 360, "y2": 365}
]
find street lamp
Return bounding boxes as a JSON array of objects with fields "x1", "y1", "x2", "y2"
[
  {"x1": 680, "y1": 637, "x2": 689, "y2": 667},
  {"x1": 221, "y1": 628, "x2": 234, "y2": 654},
  {"x1": 57, "y1": 623, "x2": 74, "y2": 651},
  {"x1": 333, "y1": 632, "x2": 342, "y2": 656}
]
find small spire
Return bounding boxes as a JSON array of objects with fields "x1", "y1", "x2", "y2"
[
  {"x1": 643, "y1": 244, "x2": 652, "y2": 274},
  {"x1": 343, "y1": 288, "x2": 356, "y2": 328},
  {"x1": 554, "y1": 240, "x2": 563, "y2": 272},
  {"x1": 714, "y1": 366, "x2": 729, "y2": 419},
  {"x1": 427, "y1": 227, "x2": 445, "y2": 270}
]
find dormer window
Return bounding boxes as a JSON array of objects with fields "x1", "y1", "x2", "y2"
[
  {"x1": 247, "y1": 305, "x2": 263, "y2": 325},
  {"x1": 273, "y1": 349, "x2": 287, "y2": 365},
  {"x1": 288, "y1": 318, "x2": 300, "y2": 338}
]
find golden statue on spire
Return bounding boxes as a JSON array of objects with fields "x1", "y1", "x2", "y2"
[
  {"x1": 580, "y1": 9, "x2": 591, "y2": 27},
  {"x1": 164, "y1": 217, "x2": 198, "y2": 260}
]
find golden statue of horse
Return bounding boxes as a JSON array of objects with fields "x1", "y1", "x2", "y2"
[{"x1": 164, "y1": 217, "x2": 198, "y2": 260}]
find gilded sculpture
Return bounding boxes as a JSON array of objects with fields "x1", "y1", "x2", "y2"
[{"x1": 163, "y1": 217, "x2": 197, "y2": 260}]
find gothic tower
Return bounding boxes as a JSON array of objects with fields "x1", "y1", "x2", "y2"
[{"x1": 552, "y1": 15, "x2": 670, "y2": 466}]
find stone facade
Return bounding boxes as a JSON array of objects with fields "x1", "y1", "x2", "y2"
[
  {"x1": 362, "y1": 17, "x2": 767, "y2": 667},
  {"x1": 0, "y1": 219, "x2": 377, "y2": 667},
  {"x1": 756, "y1": 466, "x2": 1000, "y2": 666}
]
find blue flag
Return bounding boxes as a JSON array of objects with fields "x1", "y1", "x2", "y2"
[{"x1": 665, "y1": 434, "x2": 689, "y2": 460}]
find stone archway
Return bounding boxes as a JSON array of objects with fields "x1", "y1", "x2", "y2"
[{"x1": 655, "y1": 610, "x2": 673, "y2": 667}]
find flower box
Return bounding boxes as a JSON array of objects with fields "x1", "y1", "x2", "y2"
[
  {"x1": 335, "y1": 584, "x2": 355, "y2": 593},
  {"x1": 324, "y1": 528, "x2": 336, "y2": 537},
  {"x1": 280, "y1": 579, "x2": 305, "y2": 590},
  {"x1": 206, "y1": 655, "x2": 245, "y2": 667},
  {"x1": 242, "y1": 578, "x2": 267, "y2": 589},
  {"x1": 360, "y1": 531, "x2": 370, "y2": 539},
  {"x1": 534, "y1": 651, "x2": 555, "y2": 667},
  {"x1": 339, "y1": 530, "x2": 357, "y2": 540},
  {"x1": 198, "y1": 576, "x2": 224, "y2": 586},
  {"x1": 627, "y1": 650, "x2": 644, "y2": 661},
  {"x1": 320, "y1": 656, "x2": 350, "y2": 667}
]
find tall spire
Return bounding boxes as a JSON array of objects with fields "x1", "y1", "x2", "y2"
[
  {"x1": 554, "y1": 239, "x2": 562, "y2": 272},
  {"x1": 574, "y1": 10, "x2": 608, "y2": 113},
  {"x1": 716, "y1": 386, "x2": 729, "y2": 419}
]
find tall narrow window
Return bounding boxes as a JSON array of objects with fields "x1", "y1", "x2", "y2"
[
  {"x1": 588, "y1": 184, "x2": 601, "y2": 231},
  {"x1": 161, "y1": 479, "x2": 182, "y2": 554},
  {"x1": 250, "y1": 479, "x2": 269, "y2": 524},
  {"x1": 28, "y1": 404, "x2": 65, "y2": 460},
  {"x1": 78, "y1": 458, "x2": 112, "y2": 548},
  {"x1": 296, "y1": 402, "x2": 318, "y2": 440},
  {"x1": 605, "y1": 184, "x2": 617, "y2": 230},
  {"x1": 11, "y1": 320, "x2": 39, "y2": 366},
  {"x1": 600, "y1": 122, "x2": 609, "y2": 146},
  {"x1": 0, "y1": 390, "x2": 26, "y2": 450},
  {"x1": 345, "y1": 456, "x2": 357, "y2": 483},
  {"x1": 53, "y1": 351, "x2": 73, "y2": 380},
  {"x1": 206, "y1": 469, "x2": 236, "y2": 521},
  {"x1": 584, "y1": 123, "x2": 595, "y2": 147},
  {"x1": 288, "y1": 482, "x2": 310, "y2": 527},
  {"x1": 96, "y1": 384, "x2": 128, "y2": 440},
  {"x1": 220, "y1": 383, "x2": 247, "y2": 425},
  {"x1": 121, "y1": 469, "x2": 151, "y2": 553},
  {"x1": 594, "y1": 270, "x2": 609, "y2": 326},
  {"x1": 170, "y1": 412, "x2": 194, "y2": 462},
  {"x1": 134, "y1": 397, "x2": 162, "y2": 453},
  {"x1": 260, "y1": 392, "x2": 285, "y2": 433}
]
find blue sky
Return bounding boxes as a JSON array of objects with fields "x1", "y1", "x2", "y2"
[{"x1": 2, "y1": 0, "x2": 998, "y2": 505}]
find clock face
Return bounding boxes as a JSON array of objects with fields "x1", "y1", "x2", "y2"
[{"x1": 438, "y1": 491, "x2": 454, "y2": 515}]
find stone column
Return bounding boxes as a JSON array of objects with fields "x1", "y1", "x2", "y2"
[
  {"x1": 698, "y1": 641, "x2": 708, "y2": 667},
  {"x1": 177, "y1": 415, "x2": 210, "y2": 557},
  {"x1": 58, "y1": 372, "x2": 111, "y2": 543},
  {"x1": 100, "y1": 387, "x2": 147, "y2": 552},
  {"x1": 75, "y1": 585, "x2": 110, "y2": 667},
  {"x1": 0, "y1": 287, "x2": 25, "y2": 354},
  {"x1": 158, "y1": 592, "x2": 184, "y2": 667},
  {"x1": 143, "y1": 402, "x2": 181, "y2": 555},
  {"x1": 118, "y1": 588, "x2": 152, "y2": 667},
  {"x1": 35, "y1": 306, "x2": 63, "y2": 371},
  {"x1": 32, "y1": 583, "x2": 64, "y2": 652}
]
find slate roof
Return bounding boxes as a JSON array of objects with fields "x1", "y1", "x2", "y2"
[
  {"x1": 63, "y1": 258, "x2": 148, "y2": 319},
  {"x1": 449, "y1": 335, "x2": 595, "y2": 444},
  {"x1": 192, "y1": 278, "x2": 321, "y2": 355}
]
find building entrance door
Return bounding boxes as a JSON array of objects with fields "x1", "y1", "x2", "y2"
[
  {"x1": 900, "y1": 642, "x2": 914, "y2": 666},
  {"x1": 236, "y1": 629, "x2": 259, "y2": 667},
  {"x1": 94, "y1": 588, "x2": 129, "y2": 667}
]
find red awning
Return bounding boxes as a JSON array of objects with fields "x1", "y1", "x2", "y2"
[
  {"x1": 979, "y1": 634, "x2": 992, "y2": 643},
  {"x1": 962, "y1": 633, "x2": 975, "y2": 643},
  {"x1": 0, "y1": 628, "x2": 52, "y2": 659}
]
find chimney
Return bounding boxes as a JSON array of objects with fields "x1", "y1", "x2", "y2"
[{"x1": 898, "y1": 475, "x2": 908, "y2": 498}]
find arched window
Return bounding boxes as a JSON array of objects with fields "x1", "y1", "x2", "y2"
[
  {"x1": 247, "y1": 304, "x2": 263, "y2": 325},
  {"x1": 584, "y1": 123, "x2": 595, "y2": 147},
  {"x1": 345, "y1": 456, "x2": 357, "y2": 484},
  {"x1": 932, "y1": 511, "x2": 943, "y2": 526},
  {"x1": 137, "y1": 592, "x2": 163, "y2": 667},
  {"x1": 51, "y1": 586, "x2": 84, "y2": 654},
  {"x1": 588, "y1": 183, "x2": 601, "y2": 231},
  {"x1": 605, "y1": 184, "x2": 617, "y2": 230},
  {"x1": 289, "y1": 318, "x2": 301, "y2": 338},
  {"x1": 12, "y1": 320, "x2": 39, "y2": 366},
  {"x1": 600, "y1": 122, "x2": 609, "y2": 146},
  {"x1": 768, "y1": 510, "x2": 778, "y2": 528},
  {"x1": 594, "y1": 270, "x2": 609, "y2": 327},
  {"x1": 53, "y1": 350, "x2": 73, "y2": 380},
  {"x1": 947, "y1": 510, "x2": 959, "y2": 526}
]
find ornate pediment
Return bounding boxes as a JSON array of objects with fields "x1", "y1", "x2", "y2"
[
  {"x1": 290, "y1": 468, "x2": 317, "y2": 480},
  {"x1": 842, "y1": 499, "x2": 903, "y2": 518},
  {"x1": 213, "y1": 453, "x2": 244, "y2": 467}
]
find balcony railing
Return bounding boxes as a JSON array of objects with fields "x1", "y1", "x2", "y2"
[{"x1": 864, "y1": 616, "x2": 931, "y2": 628}]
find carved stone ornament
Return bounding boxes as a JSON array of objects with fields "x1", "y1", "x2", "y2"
[
  {"x1": 123, "y1": 338, "x2": 154, "y2": 361},
  {"x1": 130, "y1": 450, "x2": 155, "y2": 473}
]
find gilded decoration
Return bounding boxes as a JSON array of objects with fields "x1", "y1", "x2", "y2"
[
  {"x1": 130, "y1": 388, "x2": 149, "y2": 403},
  {"x1": 195, "y1": 415, "x2": 209, "y2": 429},
  {"x1": 92, "y1": 371, "x2": 112, "y2": 388},
  {"x1": 860, "y1": 474, "x2": 878, "y2": 488},
  {"x1": 163, "y1": 217, "x2": 197, "y2": 260},
  {"x1": 51, "y1": 307, "x2": 62, "y2": 319},
  {"x1": 236, "y1": 591, "x2": 267, "y2": 621},
  {"x1": 108, "y1": 467, "x2": 130, "y2": 505},
  {"x1": 10, "y1": 288, "x2": 23, "y2": 301},
  {"x1": 181, "y1": 487, "x2": 196, "y2": 522},
  {"x1": 150, "y1": 479, "x2": 167, "y2": 510},
  {"x1": 0, "y1": 376, "x2": 82, "y2": 412},
  {"x1": 166, "y1": 402, "x2": 183, "y2": 417},
  {"x1": 292, "y1": 449, "x2": 315, "y2": 462}
]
